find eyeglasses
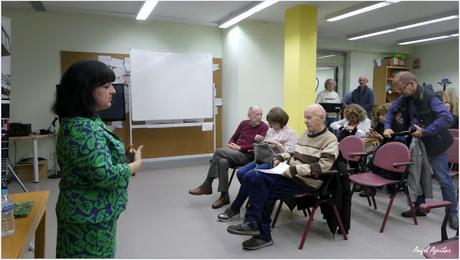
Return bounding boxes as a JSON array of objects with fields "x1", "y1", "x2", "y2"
[{"x1": 399, "y1": 81, "x2": 412, "y2": 92}]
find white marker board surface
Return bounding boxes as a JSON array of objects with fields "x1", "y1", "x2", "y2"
[{"x1": 130, "y1": 49, "x2": 213, "y2": 121}]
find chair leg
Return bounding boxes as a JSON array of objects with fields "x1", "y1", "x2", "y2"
[
  {"x1": 371, "y1": 195, "x2": 377, "y2": 210},
  {"x1": 363, "y1": 187, "x2": 372, "y2": 207},
  {"x1": 299, "y1": 203, "x2": 320, "y2": 250},
  {"x1": 404, "y1": 187, "x2": 418, "y2": 226},
  {"x1": 380, "y1": 194, "x2": 395, "y2": 233},
  {"x1": 302, "y1": 208, "x2": 308, "y2": 217},
  {"x1": 306, "y1": 207, "x2": 311, "y2": 216},
  {"x1": 331, "y1": 204, "x2": 348, "y2": 240},
  {"x1": 271, "y1": 200, "x2": 283, "y2": 228},
  {"x1": 228, "y1": 168, "x2": 236, "y2": 189}
]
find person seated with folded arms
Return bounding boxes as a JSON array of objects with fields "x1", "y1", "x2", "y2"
[
  {"x1": 217, "y1": 106, "x2": 297, "y2": 221},
  {"x1": 330, "y1": 103, "x2": 371, "y2": 141},
  {"x1": 189, "y1": 105, "x2": 269, "y2": 209},
  {"x1": 226, "y1": 104, "x2": 338, "y2": 250}
]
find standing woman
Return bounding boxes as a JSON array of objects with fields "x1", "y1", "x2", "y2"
[
  {"x1": 316, "y1": 79, "x2": 341, "y2": 128},
  {"x1": 52, "y1": 60, "x2": 143, "y2": 258}
]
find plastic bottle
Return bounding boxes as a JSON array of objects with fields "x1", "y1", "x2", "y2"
[{"x1": 1, "y1": 188, "x2": 15, "y2": 237}]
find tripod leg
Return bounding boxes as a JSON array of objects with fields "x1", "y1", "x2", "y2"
[{"x1": 7, "y1": 162, "x2": 29, "y2": 193}]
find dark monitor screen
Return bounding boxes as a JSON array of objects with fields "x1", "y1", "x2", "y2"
[
  {"x1": 96, "y1": 83, "x2": 126, "y2": 122},
  {"x1": 319, "y1": 103, "x2": 342, "y2": 113}
]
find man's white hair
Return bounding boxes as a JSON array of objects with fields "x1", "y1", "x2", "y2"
[{"x1": 248, "y1": 105, "x2": 262, "y2": 115}]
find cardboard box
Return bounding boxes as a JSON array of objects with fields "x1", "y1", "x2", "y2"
[
  {"x1": 384, "y1": 57, "x2": 406, "y2": 66},
  {"x1": 15, "y1": 159, "x2": 48, "y2": 181}
]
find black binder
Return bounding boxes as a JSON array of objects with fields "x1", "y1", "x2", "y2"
[{"x1": 319, "y1": 103, "x2": 342, "y2": 113}]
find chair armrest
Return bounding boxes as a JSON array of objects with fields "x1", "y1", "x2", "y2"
[
  {"x1": 349, "y1": 152, "x2": 367, "y2": 158},
  {"x1": 393, "y1": 162, "x2": 415, "y2": 168},
  {"x1": 420, "y1": 201, "x2": 452, "y2": 214}
]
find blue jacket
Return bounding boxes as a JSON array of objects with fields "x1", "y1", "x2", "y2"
[
  {"x1": 384, "y1": 85, "x2": 453, "y2": 137},
  {"x1": 351, "y1": 86, "x2": 375, "y2": 118}
]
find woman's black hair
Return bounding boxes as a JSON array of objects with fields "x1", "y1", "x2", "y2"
[{"x1": 52, "y1": 60, "x2": 115, "y2": 118}]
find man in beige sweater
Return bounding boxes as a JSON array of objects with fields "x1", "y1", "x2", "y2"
[{"x1": 227, "y1": 104, "x2": 339, "y2": 250}]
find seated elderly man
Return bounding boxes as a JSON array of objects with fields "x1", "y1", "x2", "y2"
[
  {"x1": 189, "y1": 105, "x2": 269, "y2": 209},
  {"x1": 227, "y1": 104, "x2": 339, "y2": 250}
]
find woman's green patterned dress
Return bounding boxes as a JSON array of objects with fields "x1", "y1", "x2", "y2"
[{"x1": 55, "y1": 117, "x2": 131, "y2": 258}]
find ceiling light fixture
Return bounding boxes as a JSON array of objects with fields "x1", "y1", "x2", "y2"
[
  {"x1": 136, "y1": 0, "x2": 158, "y2": 20},
  {"x1": 398, "y1": 31, "x2": 458, "y2": 45},
  {"x1": 218, "y1": 0, "x2": 279, "y2": 29},
  {"x1": 317, "y1": 55, "x2": 336, "y2": 60},
  {"x1": 348, "y1": 12, "x2": 458, "y2": 40},
  {"x1": 326, "y1": 1, "x2": 400, "y2": 22}
]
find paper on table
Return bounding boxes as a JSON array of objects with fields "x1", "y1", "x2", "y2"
[{"x1": 257, "y1": 162, "x2": 290, "y2": 175}]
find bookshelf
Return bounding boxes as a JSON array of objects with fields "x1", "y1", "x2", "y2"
[{"x1": 373, "y1": 65, "x2": 410, "y2": 105}]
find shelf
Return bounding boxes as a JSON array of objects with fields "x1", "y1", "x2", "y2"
[{"x1": 386, "y1": 65, "x2": 409, "y2": 69}]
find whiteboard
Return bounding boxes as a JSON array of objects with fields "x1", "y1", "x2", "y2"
[{"x1": 130, "y1": 49, "x2": 213, "y2": 121}]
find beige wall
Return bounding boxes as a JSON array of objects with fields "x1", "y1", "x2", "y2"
[{"x1": 3, "y1": 9, "x2": 222, "y2": 168}]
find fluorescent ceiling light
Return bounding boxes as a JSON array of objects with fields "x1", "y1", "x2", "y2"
[
  {"x1": 136, "y1": 0, "x2": 158, "y2": 20},
  {"x1": 395, "y1": 15, "x2": 458, "y2": 30},
  {"x1": 348, "y1": 12, "x2": 458, "y2": 40},
  {"x1": 348, "y1": 29, "x2": 396, "y2": 40},
  {"x1": 218, "y1": 0, "x2": 279, "y2": 29},
  {"x1": 317, "y1": 55, "x2": 336, "y2": 59},
  {"x1": 398, "y1": 31, "x2": 458, "y2": 45},
  {"x1": 326, "y1": 1, "x2": 399, "y2": 22},
  {"x1": 317, "y1": 67, "x2": 334, "y2": 71}
]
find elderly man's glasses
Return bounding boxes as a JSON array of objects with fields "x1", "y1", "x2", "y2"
[{"x1": 399, "y1": 81, "x2": 412, "y2": 92}]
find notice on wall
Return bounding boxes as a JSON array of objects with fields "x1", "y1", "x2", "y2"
[{"x1": 202, "y1": 122, "x2": 213, "y2": 132}]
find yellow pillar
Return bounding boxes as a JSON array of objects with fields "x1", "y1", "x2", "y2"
[{"x1": 284, "y1": 5, "x2": 317, "y2": 134}]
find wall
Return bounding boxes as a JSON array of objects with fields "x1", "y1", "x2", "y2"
[
  {"x1": 221, "y1": 21, "x2": 413, "y2": 142},
  {"x1": 222, "y1": 21, "x2": 284, "y2": 142},
  {"x1": 345, "y1": 51, "x2": 389, "y2": 92},
  {"x1": 411, "y1": 39, "x2": 459, "y2": 97},
  {"x1": 3, "y1": 9, "x2": 222, "y2": 169}
]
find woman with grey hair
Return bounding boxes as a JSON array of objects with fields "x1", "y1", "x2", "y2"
[{"x1": 316, "y1": 79, "x2": 341, "y2": 127}]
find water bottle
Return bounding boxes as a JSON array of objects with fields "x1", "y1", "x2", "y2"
[{"x1": 1, "y1": 188, "x2": 15, "y2": 237}]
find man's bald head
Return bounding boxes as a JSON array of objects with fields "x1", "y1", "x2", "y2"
[
  {"x1": 358, "y1": 76, "x2": 369, "y2": 87},
  {"x1": 306, "y1": 104, "x2": 326, "y2": 119},
  {"x1": 304, "y1": 104, "x2": 326, "y2": 132}
]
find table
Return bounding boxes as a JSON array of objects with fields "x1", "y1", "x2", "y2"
[
  {"x1": 1, "y1": 191, "x2": 49, "y2": 258},
  {"x1": 10, "y1": 134, "x2": 54, "y2": 183}
]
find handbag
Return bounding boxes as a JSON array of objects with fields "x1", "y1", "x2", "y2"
[
  {"x1": 421, "y1": 128, "x2": 453, "y2": 156},
  {"x1": 254, "y1": 142, "x2": 277, "y2": 164}
]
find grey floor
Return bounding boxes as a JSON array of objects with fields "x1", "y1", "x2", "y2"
[{"x1": 10, "y1": 158, "x2": 459, "y2": 259}]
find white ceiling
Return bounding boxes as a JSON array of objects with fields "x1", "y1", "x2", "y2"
[{"x1": 2, "y1": 1, "x2": 459, "y2": 45}]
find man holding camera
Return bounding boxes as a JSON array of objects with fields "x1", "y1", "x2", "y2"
[{"x1": 383, "y1": 71, "x2": 457, "y2": 230}]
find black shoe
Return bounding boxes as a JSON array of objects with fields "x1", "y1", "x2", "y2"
[
  {"x1": 218, "y1": 207, "x2": 240, "y2": 222},
  {"x1": 449, "y1": 215, "x2": 458, "y2": 230},
  {"x1": 227, "y1": 221, "x2": 260, "y2": 236},
  {"x1": 401, "y1": 208, "x2": 426, "y2": 218},
  {"x1": 242, "y1": 236, "x2": 273, "y2": 250}
]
